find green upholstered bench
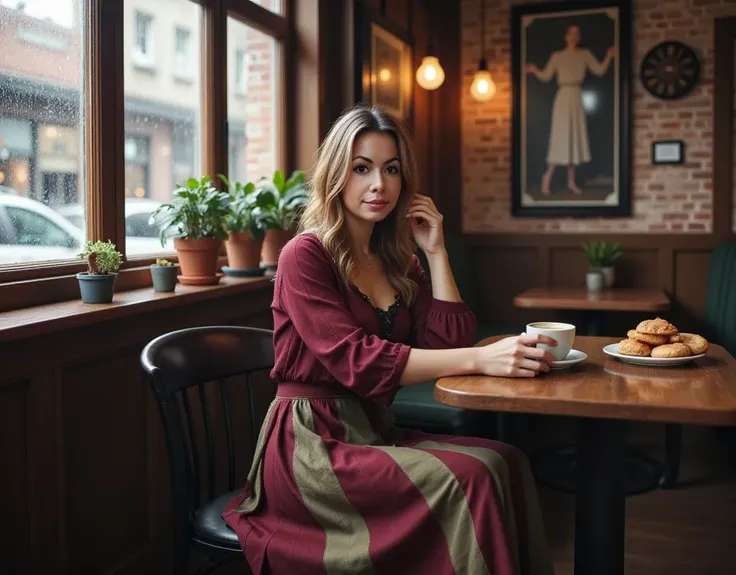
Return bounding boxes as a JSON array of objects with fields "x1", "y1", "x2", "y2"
[
  {"x1": 391, "y1": 236, "x2": 523, "y2": 437},
  {"x1": 662, "y1": 241, "x2": 736, "y2": 488}
]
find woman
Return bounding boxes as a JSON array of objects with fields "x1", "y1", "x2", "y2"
[
  {"x1": 223, "y1": 104, "x2": 557, "y2": 575},
  {"x1": 527, "y1": 24, "x2": 615, "y2": 195}
]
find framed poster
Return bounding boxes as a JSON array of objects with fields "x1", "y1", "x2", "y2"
[
  {"x1": 354, "y1": 2, "x2": 414, "y2": 123},
  {"x1": 511, "y1": 0, "x2": 632, "y2": 217}
]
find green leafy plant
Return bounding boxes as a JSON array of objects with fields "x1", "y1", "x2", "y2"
[
  {"x1": 154, "y1": 258, "x2": 176, "y2": 267},
  {"x1": 582, "y1": 240, "x2": 622, "y2": 269},
  {"x1": 257, "y1": 169, "x2": 309, "y2": 231},
  {"x1": 149, "y1": 175, "x2": 230, "y2": 246},
  {"x1": 78, "y1": 240, "x2": 123, "y2": 274},
  {"x1": 219, "y1": 175, "x2": 272, "y2": 239}
]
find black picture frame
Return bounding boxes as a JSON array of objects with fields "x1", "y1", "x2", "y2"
[
  {"x1": 511, "y1": 0, "x2": 632, "y2": 218},
  {"x1": 652, "y1": 140, "x2": 685, "y2": 165},
  {"x1": 354, "y1": 1, "x2": 414, "y2": 124}
]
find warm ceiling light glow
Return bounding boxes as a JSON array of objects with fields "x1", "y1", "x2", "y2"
[
  {"x1": 470, "y1": 60, "x2": 496, "y2": 102},
  {"x1": 378, "y1": 68, "x2": 392, "y2": 82},
  {"x1": 415, "y1": 55, "x2": 445, "y2": 90}
]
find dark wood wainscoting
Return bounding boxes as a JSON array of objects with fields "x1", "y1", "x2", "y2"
[
  {"x1": 0, "y1": 284, "x2": 274, "y2": 574},
  {"x1": 466, "y1": 234, "x2": 725, "y2": 337}
]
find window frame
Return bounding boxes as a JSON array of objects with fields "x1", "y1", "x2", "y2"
[{"x1": 0, "y1": 0, "x2": 293, "y2": 312}]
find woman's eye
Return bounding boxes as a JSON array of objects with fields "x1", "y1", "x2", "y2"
[
  {"x1": 354, "y1": 165, "x2": 369, "y2": 174},
  {"x1": 386, "y1": 165, "x2": 400, "y2": 175}
]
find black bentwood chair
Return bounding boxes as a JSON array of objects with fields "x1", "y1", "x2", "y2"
[{"x1": 141, "y1": 325, "x2": 275, "y2": 575}]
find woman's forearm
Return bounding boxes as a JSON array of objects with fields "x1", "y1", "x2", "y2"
[
  {"x1": 425, "y1": 249, "x2": 462, "y2": 302},
  {"x1": 399, "y1": 346, "x2": 479, "y2": 386}
]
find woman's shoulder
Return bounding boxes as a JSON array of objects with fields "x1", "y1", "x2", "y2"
[{"x1": 278, "y1": 231, "x2": 333, "y2": 271}]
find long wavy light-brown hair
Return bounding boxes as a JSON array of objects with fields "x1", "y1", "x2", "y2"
[{"x1": 298, "y1": 104, "x2": 419, "y2": 304}]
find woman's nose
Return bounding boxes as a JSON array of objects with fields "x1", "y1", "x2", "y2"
[{"x1": 370, "y1": 172, "x2": 384, "y2": 192}]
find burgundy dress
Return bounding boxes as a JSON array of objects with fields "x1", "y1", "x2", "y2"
[{"x1": 223, "y1": 233, "x2": 553, "y2": 575}]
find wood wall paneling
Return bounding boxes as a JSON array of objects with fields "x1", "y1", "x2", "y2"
[{"x1": 0, "y1": 285, "x2": 274, "y2": 574}]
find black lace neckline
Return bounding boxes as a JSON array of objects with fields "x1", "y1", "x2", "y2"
[{"x1": 354, "y1": 288, "x2": 401, "y2": 339}]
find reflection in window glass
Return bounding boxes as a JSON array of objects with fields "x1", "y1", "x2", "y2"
[
  {"x1": 249, "y1": 0, "x2": 282, "y2": 16},
  {"x1": 227, "y1": 16, "x2": 279, "y2": 185},
  {"x1": 0, "y1": 0, "x2": 85, "y2": 266},
  {"x1": 124, "y1": 0, "x2": 202, "y2": 256}
]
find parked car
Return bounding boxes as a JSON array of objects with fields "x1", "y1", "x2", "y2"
[
  {"x1": 57, "y1": 197, "x2": 172, "y2": 256},
  {"x1": 0, "y1": 194, "x2": 83, "y2": 265}
]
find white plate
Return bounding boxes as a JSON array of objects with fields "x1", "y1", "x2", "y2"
[
  {"x1": 602, "y1": 343, "x2": 705, "y2": 367},
  {"x1": 548, "y1": 349, "x2": 588, "y2": 370}
]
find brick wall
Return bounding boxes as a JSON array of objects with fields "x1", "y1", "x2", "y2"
[
  {"x1": 461, "y1": 0, "x2": 736, "y2": 234},
  {"x1": 243, "y1": 0, "x2": 279, "y2": 181}
]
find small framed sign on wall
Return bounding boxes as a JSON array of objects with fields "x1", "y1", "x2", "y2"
[{"x1": 652, "y1": 140, "x2": 685, "y2": 165}]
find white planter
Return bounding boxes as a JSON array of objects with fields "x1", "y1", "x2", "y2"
[
  {"x1": 601, "y1": 266, "x2": 615, "y2": 288},
  {"x1": 586, "y1": 271, "x2": 603, "y2": 292}
]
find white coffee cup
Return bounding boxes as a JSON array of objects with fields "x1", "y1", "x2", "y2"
[{"x1": 526, "y1": 322, "x2": 576, "y2": 361}]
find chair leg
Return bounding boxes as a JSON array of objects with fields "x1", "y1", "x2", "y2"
[{"x1": 659, "y1": 423, "x2": 682, "y2": 489}]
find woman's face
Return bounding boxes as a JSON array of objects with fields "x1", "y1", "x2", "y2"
[
  {"x1": 341, "y1": 131, "x2": 403, "y2": 225},
  {"x1": 565, "y1": 25, "x2": 581, "y2": 47}
]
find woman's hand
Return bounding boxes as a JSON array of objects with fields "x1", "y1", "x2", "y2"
[
  {"x1": 526, "y1": 63, "x2": 539, "y2": 76},
  {"x1": 606, "y1": 46, "x2": 616, "y2": 59},
  {"x1": 475, "y1": 334, "x2": 558, "y2": 378},
  {"x1": 406, "y1": 194, "x2": 445, "y2": 255}
]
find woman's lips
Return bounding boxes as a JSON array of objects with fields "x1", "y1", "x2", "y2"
[{"x1": 365, "y1": 200, "x2": 388, "y2": 211}]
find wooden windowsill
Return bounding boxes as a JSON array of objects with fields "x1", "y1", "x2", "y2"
[{"x1": 0, "y1": 275, "x2": 273, "y2": 344}]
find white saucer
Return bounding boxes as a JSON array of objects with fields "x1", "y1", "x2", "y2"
[
  {"x1": 602, "y1": 343, "x2": 705, "y2": 367},
  {"x1": 548, "y1": 349, "x2": 588, "y2": 370}
]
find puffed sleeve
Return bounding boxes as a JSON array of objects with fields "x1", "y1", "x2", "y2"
[
  {"x1": 275, "y1": 235, "x2": 411, "y2": 406},
  {"x1": 409, "y1": 255, "x2": 478, "y2": 349}
]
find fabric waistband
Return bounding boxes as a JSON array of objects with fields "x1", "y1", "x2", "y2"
[{"x1": 276, "y1": 381, "x2": 354, "y2": 399}]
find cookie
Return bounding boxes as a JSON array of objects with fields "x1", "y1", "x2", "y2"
[
  {"x1": 627, "y1": 329, "x2": 669, "y2": 346},
  {"x1": 651, "y1": 343, "x2": 692, "y2": 358},
  {"x1": 677, "y1": 333, "x2": 709, "y2": 355},
  {"x1": 636, "y1": 317, "x2": 678, "y2": 336},
  {"x1": 668, "y1": 334, "x2": 683, "y2": 343},
  {"x1": 618, "y1": 338, "x2": 652, "y2": 356}
]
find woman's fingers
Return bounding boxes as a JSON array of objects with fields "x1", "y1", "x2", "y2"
[
  {"x1": 517, "y1": 358, "x2": 550, "y2": 373},
  {"x1": 406, "y1": 208, "x2": 442, "y2": 225}
]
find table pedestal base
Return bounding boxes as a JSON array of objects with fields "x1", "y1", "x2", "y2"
[{"x1": 574, "y1": 417, "x2": 626, "y2": 575}]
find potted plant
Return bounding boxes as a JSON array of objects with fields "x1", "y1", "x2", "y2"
[
  {"x1": 257, "y1": 169, "x2": 308, "y2": 268},
  {"x1": 150, "y1": 258, "x2": 179, "y2": 292},
  {"x1": 150, "y1": 175, "x2": 230, "y2": 285},
  {"x1": 582, "y1": 240, "x2": 622, "y2": 290},
  {"x1": 220, "y1": 175, "x2": 270, "y2": 276},
  {"x1": 76, "y1": 240, "x2": 123, "y2": 303}
]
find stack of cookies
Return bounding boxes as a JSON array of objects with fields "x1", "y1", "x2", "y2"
[{"x1": 617, "y1": 317, "x2": 710, "y2": 358}]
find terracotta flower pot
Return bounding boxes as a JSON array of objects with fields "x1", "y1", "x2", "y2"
[
  {"x1": 261, "y1": 228, "x2": 293, "y2": 267},
  {"x1": 173, "y1": 237, "x2": 223, "y2": 279},
  {"x1": 225, "y1": 232, "x2": 263, "y2": 270}
]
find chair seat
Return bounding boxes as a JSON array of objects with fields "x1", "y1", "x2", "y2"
[
  {"x1": 392, "y1": 380, "x2": 473, "y2": 431},
  {"x1": 192, "y1": 490, "x2": 242, "y2": 552}
]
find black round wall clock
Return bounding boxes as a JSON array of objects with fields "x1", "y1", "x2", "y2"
[{"x1": 640, "y1": 41, "x2": 700, "y2": 100}]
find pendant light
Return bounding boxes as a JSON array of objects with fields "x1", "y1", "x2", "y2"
[
  {"x1": 470, "y1": 0, "x2": 496, "y2": 102},
  {"x1": 415, "y1": 1, "x2": 445, "y2": 90}
]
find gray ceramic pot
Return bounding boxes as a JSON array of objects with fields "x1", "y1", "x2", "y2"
[
  {"x1": 150, "y1": 264, "x2": 179, "y2": 292},
  {"x1": 76, "y1": 272, "x2": 117, "y2": 303}
]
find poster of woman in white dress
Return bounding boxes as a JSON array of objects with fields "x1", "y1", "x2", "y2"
[{"x1": 511, "y1": 1, "x2": 631, "y2": 217}]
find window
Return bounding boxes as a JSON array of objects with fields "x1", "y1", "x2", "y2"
[
  {"x1": 0, "y1": 0, "x2": 290, "y2": 307},
  {"x1": 227, "y1": 17, "x2": 279, "y2": 183},
  {"x1": 234, "y1": 49, "x2": 247, "y2": 95},
  {"x1": 133, "y1": 11, "x2": 154, "y2": 67},
  {"x1": 125, "y1": 0, "x2": 202, "y2": 257},
  {"x1": 0, "y1": 0, "x2": 85, "y2": 267},
  {"x1": 174, "y1": 27, "x2": 191, "y2": 80}
]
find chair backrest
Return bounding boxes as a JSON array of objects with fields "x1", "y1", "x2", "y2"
[
  {"x1": 704, "y1": 241, "x2": 736, "y2": 355},
  {"x1": 140, "y1": 325, "x2": 275, "y2": 527},
  {"x1": 416, "y1": 234, "x2": 480, "y2": 313}
]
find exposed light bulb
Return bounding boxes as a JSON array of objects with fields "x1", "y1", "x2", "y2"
[
  {"x1": 415, "y1": 55, "x2": 445, "y2": 90},
  {"x1": 470, "y1": 59, "x2": 496, "y2": 102}
]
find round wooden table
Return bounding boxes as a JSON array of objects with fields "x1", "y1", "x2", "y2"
[{"x1": 435, "y1": 336, "x2": 736, "y2": 575}]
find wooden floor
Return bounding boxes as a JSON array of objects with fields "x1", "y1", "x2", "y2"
[{"x1": 530, "y1": 417, "x2": 736, "y2": 575}]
